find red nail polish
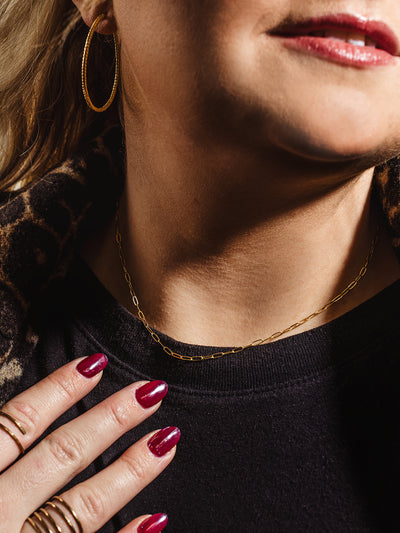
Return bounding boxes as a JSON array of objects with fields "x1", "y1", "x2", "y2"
[
  {"x1": 138, "y1": 513, "x2": 168, "y2": 533},
  {"x1": 76, "y1": 353, "x2": 108, "y2": 378},
  {"x1": 136, "y1": 381, "x2": 168, "y2": 408},
  {"x1": 148, "y1": 426, "x2": 181, "y2": 457}
]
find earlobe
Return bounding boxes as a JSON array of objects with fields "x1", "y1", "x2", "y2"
[{"x1": 72, "y1": 0, "x2": 117, "y2": 35}]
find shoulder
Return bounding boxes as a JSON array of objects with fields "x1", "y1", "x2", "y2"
[
  {"x1": 0, "y1": 127, "x2": 124, "y2": 403},
  {"x1": 373, "y1": 157, "x2": 400, "y2": 262},
  {"x1": 0, "y1": 126, "x2": 124, "y2": 305}
]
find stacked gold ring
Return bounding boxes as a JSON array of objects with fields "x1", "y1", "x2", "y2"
[
  {"x1": 0, "y1": 413, "x2": 82, "y2": 531},
  {"x1": 25, "y1": 496, "x2": 83, "y2": 533},
  {"x1": 0, "y1": 410, "x2": 26, "y2": 455}
]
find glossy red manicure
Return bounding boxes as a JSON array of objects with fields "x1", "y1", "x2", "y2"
[
  {"x1": 138, "y1": 513, "x2": 168, "y2": 532},
  {"x1": 148, "y1": 426, "x2": 181, "y2": 457},
  {"x1": 76, "y1": 353, "x2": 108, "y2": 378},
  {"x1": 135, "y1": 380, "x2": 168, "y2": 408}
]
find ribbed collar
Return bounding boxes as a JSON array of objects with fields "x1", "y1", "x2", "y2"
[{"x1": 52, "y1": 254, "x2": 400, "y2": 393}]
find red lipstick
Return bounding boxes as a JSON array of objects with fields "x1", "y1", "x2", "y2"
[{"x1": 269, "y1": 14, "x2": 400, "y2": 67}]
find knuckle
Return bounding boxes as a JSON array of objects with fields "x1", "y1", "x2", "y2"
[
  {"x1": 75, "y1": 486, "x2": 106, "y2": 523},
  {"x1": 120, "y1": 452, "x2": 149, "y2": 483},
  {"x1": 44, "y1": 430, "x2": 85, "y2": 469},
  {"x1": 5, "y1": 399, "x2": 40, "y2": 434},
  {"x1": 107, "y1": 399, "x2": 133, "y2": 431},
  {"x1": 47, "y1": 372, "x2": 80, "y2": 404}
]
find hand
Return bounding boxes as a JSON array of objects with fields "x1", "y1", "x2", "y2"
[{"x1": 0, "y1": 353, "x2": 180, "y2": 532}]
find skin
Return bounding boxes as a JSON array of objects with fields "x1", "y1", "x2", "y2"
[
  {"x1": 0, "y1": 358, "x2": 174, "y2": 532},
  {"x1": 78, "y1": 0, "x2": 400, "y2": 347},
  {"x1": 3, "y1": 3, "x2": 400, "y2": 530}
]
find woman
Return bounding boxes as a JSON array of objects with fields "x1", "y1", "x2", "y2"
[{"x1": 1, "y1": 0, "x2": 400, "y2": 531}]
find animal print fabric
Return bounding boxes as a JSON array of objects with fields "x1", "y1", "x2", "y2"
[
  {"x1": 0, "y1": 127, "x2": 398, "y2": 404},
  {"x1": 373, "y1": 156, "x2": 400, "y2": 261},
  {"x1": 0, "y1": 126, "x2": 124, "y2": 404}
]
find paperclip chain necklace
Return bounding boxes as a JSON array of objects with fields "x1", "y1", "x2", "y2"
[{"x1": 115, "y1": 204, "x2": 379, "y2": 362}]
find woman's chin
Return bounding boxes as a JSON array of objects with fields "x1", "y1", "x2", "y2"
[{"x1": 274, "y1": 122, "x2": 394, "y2": 164}]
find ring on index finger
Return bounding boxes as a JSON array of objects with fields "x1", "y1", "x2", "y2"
[{"x1": 0, "y1": 410, "x2": 26, "y2": 455}]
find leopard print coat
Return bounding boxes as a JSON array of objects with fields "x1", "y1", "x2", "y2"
[{"x1": 0, "y1": 127, "x2": 399, "y2": 404}]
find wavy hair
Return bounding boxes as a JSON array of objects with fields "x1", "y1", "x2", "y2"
[{"x1": 0, "y1": 0, "x2": 120, "y2": 191}]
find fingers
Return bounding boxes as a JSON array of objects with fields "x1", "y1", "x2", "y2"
[
  {"x1": 21, "y1": 427, "x2": 179, "y2": 533},
  {"x1": 56, "y1": 428, "x2": 179, "y2": 532},
  {"x1": 2, "y1": 378, "x2": 169, "y2": 527},
  {"x1": 0, "y1": 356, "x2": 176, "y2": 533},
  {"x1": 0, "y1": 353, "x2": 108, "y2": 471},
  {"x1": 22, "y1": 512, "x2": 169, "y2": 533}
]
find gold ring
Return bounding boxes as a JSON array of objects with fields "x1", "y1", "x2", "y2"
[
  {"x1": 39, "y1": 507, "x2": 63, "y2": 533},
  {"x1": 33, "y1": 511, "x2": 51, "y2": 532},
  {"x1": 25, "y1": 517, "x2": 41, "y2": 533},
  {"x1": 52, "y1": 496, "x2": 83, "y2": 533},
  {"x1": 25, "y1": 496, "x2": 83, "y2": 533},
  {"x1": 45, "y1": 501, "x2": 76, "y2": 533},
  {"x1": 0, "y1": 410, "x2": 26, "y2": 434},
  {"x1": 0, "y1": 410, "x2": 26, "y2": 455}
]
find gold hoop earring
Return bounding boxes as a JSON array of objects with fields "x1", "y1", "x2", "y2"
[{"x1": 81, "y1": 13, "x2": 120, "y2": 113}]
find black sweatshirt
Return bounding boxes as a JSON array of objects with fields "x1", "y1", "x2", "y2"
[{"x1": 16, "y1": 254, "x2": 400, "y2": 533}]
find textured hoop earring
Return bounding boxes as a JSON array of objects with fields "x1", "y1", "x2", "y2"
[{"x1": 81, "y1": 13, "x2": 120, "y2": 113}]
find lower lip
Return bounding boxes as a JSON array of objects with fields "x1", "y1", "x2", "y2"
[{"x1": 273, "y1": 35, "x2": 396, "y2": 67}]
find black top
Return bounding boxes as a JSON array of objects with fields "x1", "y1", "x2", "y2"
[{"x1": 21, "y1": 255, "x2": 400, "y2": 532}]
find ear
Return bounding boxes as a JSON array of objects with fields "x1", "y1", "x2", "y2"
[{"x1": 72, "y1": 0, "x2": 117, "y2": 35}]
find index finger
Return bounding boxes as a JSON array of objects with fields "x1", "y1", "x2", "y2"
[{"x1": 0, "y1": 353, "x2": 108, "y2": 471}]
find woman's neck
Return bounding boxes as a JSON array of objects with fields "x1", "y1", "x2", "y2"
[{"x1": 81, "y1": 118, "x2": 400, "y2": 347}]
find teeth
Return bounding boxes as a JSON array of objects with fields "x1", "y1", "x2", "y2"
[
  {"x1": 347, "y1": 37, "x2": 366, "y2": 47},
  {"x1": 308, "y1": 29, "x2": 378, "y2": 48}
]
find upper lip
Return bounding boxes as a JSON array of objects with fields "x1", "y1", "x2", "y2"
[{"x1": 269, "y1": 13, "x2": 400, "y2": 56}]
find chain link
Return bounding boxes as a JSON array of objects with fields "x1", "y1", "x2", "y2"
[{"x1": 115, "y1": 204, "x2": 379, "y2": 362}]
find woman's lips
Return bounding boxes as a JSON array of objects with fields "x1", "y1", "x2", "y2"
[
  {"x1": 275, "y1": 35, "x2": 396, "y2": 67},
  {"x1": 268, "y1": 13, "x2": 400, "y2": 67}
]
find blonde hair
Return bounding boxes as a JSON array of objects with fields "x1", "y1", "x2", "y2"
[{"x1": 0, "y1": 0, "x2": 120, "y2": 191}]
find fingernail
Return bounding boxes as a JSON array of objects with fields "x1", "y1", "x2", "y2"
[
  {"x1": 136, "y1": 380, "x2": 168, "y2": 408},
  {"x1": 138, "y1": 513, "x2": 168, "y2": 532},
  {"x1": 76, "y1": 353, "x2": 108, "y2": 378},
  {"x1": 148, "y1": 426, "x2": 181, "y2": 457}
]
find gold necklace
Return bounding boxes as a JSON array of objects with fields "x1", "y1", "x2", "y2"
[{"x1": 115, "y1": 205, "x2": 379, "y2": 362}]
